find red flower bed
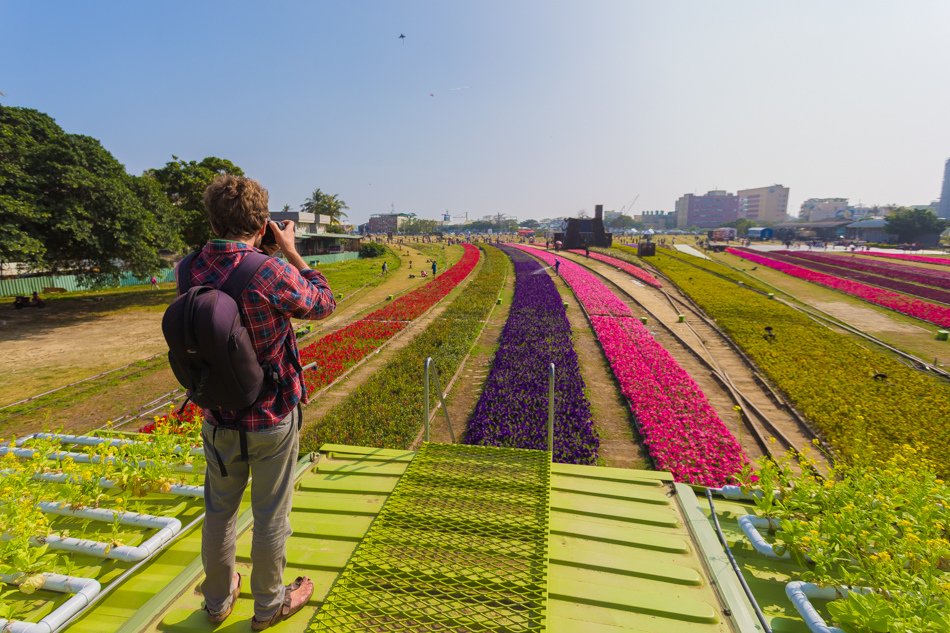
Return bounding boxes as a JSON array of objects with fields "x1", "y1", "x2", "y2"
[
  {"x1": 299, "y1": 244, "x2": 480, "y2": 392},
  {"x1": 140, "y1": 402, "x2": 203, "y2": 434},
  {"x1": 729, "y1": 248, "x2": 950, "y2": 327}
]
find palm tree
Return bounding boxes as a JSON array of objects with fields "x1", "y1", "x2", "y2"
[{"x1": 301, "y1": 188, "x2": 349, "y2": 225}]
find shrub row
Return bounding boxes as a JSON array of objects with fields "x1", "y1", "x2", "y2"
[{"x1": 300, "y1": 245, "x2": 508, "y2": 452}]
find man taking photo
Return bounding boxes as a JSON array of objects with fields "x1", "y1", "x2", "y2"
[{"x1": 177, "y1": 175, "x2": 335, "y2": 630}]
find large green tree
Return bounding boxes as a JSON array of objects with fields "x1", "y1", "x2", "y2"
[
  {"x1": 145, "y1": 156, "x2": 244, "y2": 247},
  {"x1": 885, "y1": 207, "x2": 948, "y2": 242},
  {"x1": 0, "y1": 106, "x2": 180, "y2": 281},
  {"x1": 301, "y1": 188, "x2": 348, "y2": 226}
]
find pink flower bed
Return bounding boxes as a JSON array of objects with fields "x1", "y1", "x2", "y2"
[
  {"x1": 591, "y1": 315, "x2": 747, "y2": 486},
  {"x1": 568, "y1": 250, "x2": 663, "y2": 288},
  {"x1": 866, "y1": 252, "x2": 950, "y2": 266},
  {"x1": 513, "y1": 244, "x2": 748, "y2": 485},
  {"x1": 728, "y1": 248, "x2": 950, "y2": 328}
]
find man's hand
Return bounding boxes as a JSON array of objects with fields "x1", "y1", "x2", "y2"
[{"x1": 266, "y1": 220, "x2": 310, "y2": 271}]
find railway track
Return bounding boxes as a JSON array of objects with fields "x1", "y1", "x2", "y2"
[{"x1": 560, "y1": 251, "x2": 827, "y2": 466}]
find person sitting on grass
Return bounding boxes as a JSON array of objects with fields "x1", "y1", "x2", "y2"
[{"x1": 183, "y1": 175, "x2": 336, "y2": 631}]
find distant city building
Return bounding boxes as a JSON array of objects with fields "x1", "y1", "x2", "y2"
[
  {"x1": 365, "y1": 213, "x2": 411, "y2": 234},
  {"x1": 939, "y1": 158, "x2": 950, "y2": 219},
  {"x1": 634, "y1": 210, "x2": 676, "y2": 230},
  {"x1": 675, "y1": 190, "x2": 738, "y2": 229},
  {"x1": 800, "y1": 198, "x2": 849, "y2": 222},
  {"x1": 737, "y1": 185, "x2": 789, "y2": 223}
]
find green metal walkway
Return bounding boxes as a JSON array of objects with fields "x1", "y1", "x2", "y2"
[
  {"x1": 310, "y1": 443, "x2": 550, "y2": 632},
  {"x1": 67, "y1": 443, "x2": 752, "y2": 632}
]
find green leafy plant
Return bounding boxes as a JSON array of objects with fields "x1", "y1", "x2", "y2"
[{"x1": 740, "y1": 449, "x2": 950, "y2": 632}]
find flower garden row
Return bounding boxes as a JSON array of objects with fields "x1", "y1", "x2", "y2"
[
  {"x1": 728, "y1": 248, "x2": 950, "y2": 328},
  {"x1": 298, "y1": 244, "x2": 480, "y2": 392},
  {"x1": 300, "y1": 245, "x2": 508, "y2": 453},
  {"x1": 514, "y1": 245, "x2": 748, "y2": 486},
  {"x1": 567, "y1": 249, "x2": 663, "y2": 288},
  {"x1": 767, "y1": 250, "x2": 950, "y2": 305},
  {"x1": 466, "y1": 246, "x2": 598, "y2": 464},
  {"x1": 783, "y1": 251, "x2": 950, "y2": 291},
  {"x1": 647, "y1": 248, "x2": 950, "y2": 474},
  {"x1": 866, "y1": 251, "x2": 950, "y2": 266}
]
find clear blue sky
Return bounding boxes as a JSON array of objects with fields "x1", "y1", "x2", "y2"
[{"x1": 3, "y1": 1, "x2": 949, "y2": 223}]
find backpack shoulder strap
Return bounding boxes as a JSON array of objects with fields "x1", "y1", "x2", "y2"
[
  {"x1": 176, "y1": 251, "x2": 199, "y2": 295},
  {"x1": 220, "y1": 251, "x2": 270, "y2": 301}
]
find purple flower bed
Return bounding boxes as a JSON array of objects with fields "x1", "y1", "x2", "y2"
[
  {"x1": 757, "y1": 250, "x2": 950, "y2": 305},
  {"x1": 465, "y1": 246, "x2": 599, "y2": 464},
  {"x1": 780, "y1": 251, "x2": 950, "y2": 293}
]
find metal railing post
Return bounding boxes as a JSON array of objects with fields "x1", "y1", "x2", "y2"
[
  {"x1": 548, "y1": 362, "x2": 555, "y2": 459},
  {"x1": 424, "y1": 357, "x2": 432, "y2": 443}
]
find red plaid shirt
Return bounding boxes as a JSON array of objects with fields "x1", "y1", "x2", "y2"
[{"x1": 181, "y1": 240, "x2": 335, "y2": 431}]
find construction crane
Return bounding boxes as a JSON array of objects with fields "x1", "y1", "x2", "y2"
[{"x1": 620, "y1": 194, "x2": 640, "y2": 215}]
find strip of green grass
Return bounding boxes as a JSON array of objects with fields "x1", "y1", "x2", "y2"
[
  {"x1": 648, "y1": 250, "x2": 950, "y2": 474},
  {"x1": 300, "y1": 245, "x2": 508, "y2": 451}
]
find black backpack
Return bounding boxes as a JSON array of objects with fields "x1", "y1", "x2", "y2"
[{"x1": 162, "y1": 251, "x2": 271, "y2": 414}]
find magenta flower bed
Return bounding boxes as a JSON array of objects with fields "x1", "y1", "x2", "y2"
[
  {"x1": 781, "y1": 252, "x2": 950, "y2": 291},
  {"x1": 765, "y1": 251, "x2": 950, "y2": 304},
  {"x1": 591, "y1": 314, "x2": 747, "y2": 486},
  {"x1": 567, "y1": 250, "x2": 663, "y2": 288},
  {"x1": 728, "y1": 248, "x2": 950, "y2": 327},
  {"x1": 866, "y1": 252, "x2": 950, "y2": 266},
  {"x1": 513, "y1": 244, "x2": 748, "y2": 485}
]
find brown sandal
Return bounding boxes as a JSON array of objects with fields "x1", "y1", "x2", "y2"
[
  {"x1": 251, "y1": 576, "x2": 314, "y2": 631},
  {"x1": 204, "y1": 572, "x2": 241, "y2": 625}
]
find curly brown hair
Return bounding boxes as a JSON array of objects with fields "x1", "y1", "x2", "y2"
[{"x1": 203, "y1": 175, "x2": 269, "y2": 238}]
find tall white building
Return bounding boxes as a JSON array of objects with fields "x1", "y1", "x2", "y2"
[{"x1": 737, "y1": 185, "x2": 789, "y2": 223}]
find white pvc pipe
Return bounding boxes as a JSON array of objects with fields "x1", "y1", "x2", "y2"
[
  {"x1": 32, "y1": 472, "x2": 203, "y2": 498},
  {"x1": 0, "y1": 573, "x2": 100, "y2": 633},
  {"x1": 785, "y1": 581, "x2": 871, "y2": 633},
  {"x1": 11, "y1": 433, "x2": 204, "y2": 456},
  {"x1": 738, "y1": 514, "x2": 790, "y2": 559},
  {"x1": 35, "y1": 502, "x2": 182, "y2": 562}
]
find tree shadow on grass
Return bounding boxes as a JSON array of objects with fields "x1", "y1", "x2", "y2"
[{"x1": 0, "y1": 287, "x2": 176, "y2": 344}]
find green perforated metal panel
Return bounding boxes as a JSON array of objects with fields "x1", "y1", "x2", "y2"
[{"x1": 308, "y1": 442, "x2": 551, "y2": 632}]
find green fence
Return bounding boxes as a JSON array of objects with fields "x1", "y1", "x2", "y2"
[{"x1": 0, "y1": 252, "x2": 360, "y2": 296}]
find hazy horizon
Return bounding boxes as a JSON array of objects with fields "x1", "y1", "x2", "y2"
[{"x1": 2, "y1": 1, "x2": 949, "y2": 224}]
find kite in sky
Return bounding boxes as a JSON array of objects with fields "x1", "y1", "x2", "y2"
[{"x1": 398, "y1": 33, "x2": 406, "y2": 42}]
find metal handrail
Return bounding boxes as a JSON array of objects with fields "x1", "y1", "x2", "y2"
[
  {"x1": 423, "y1": 358, "x2": 456, "y2": 443},
  {"x1": 547, "y1": 363, "x2": 555, "y2": 459}
]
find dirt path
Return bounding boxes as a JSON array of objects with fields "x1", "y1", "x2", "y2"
[
  {"x1": 552, "y1": 274, "x2": 650, "y2": 469},
  {"x1": 425, "y1": 260, "x2": 514, "y2": 446},
  {"x1": 561, "y1": 250, "x2": 823, "y2": 464}
]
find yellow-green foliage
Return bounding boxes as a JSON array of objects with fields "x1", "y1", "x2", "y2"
[
  {"x1": 648, "y1": 250, "x2": 950, "y2": 474},
  {"x1": 740, "y1": 450, "x2": 949, "y2": 632}
]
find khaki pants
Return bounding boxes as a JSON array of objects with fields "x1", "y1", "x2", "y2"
[{"x1": 200, "y1": 408, "x2": 299, "y2": 620}]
